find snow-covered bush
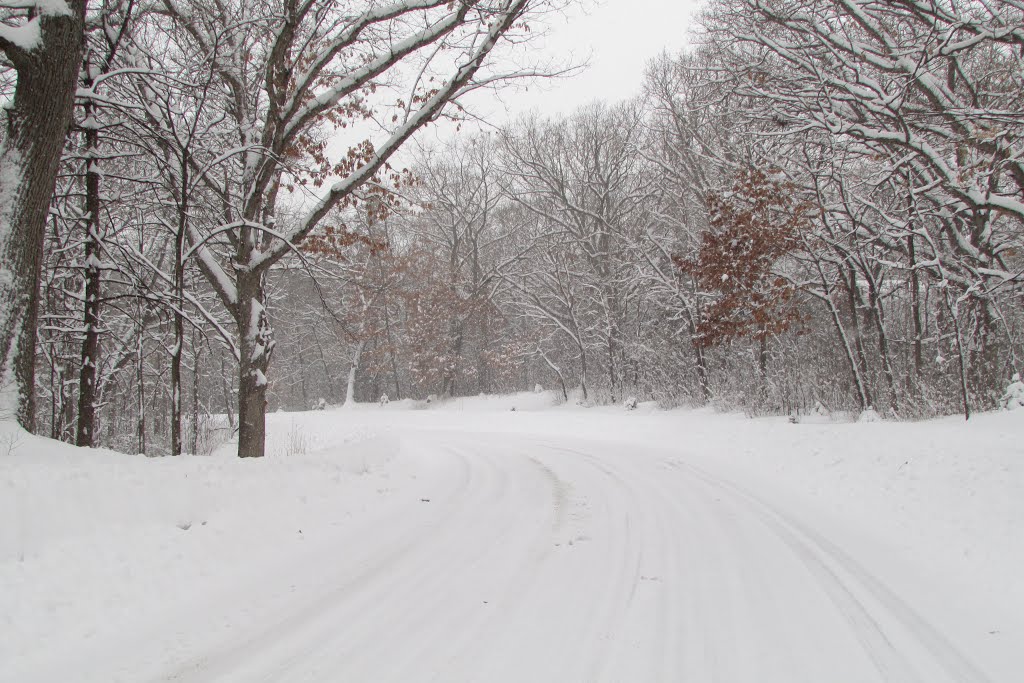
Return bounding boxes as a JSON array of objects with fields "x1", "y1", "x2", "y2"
[
  {"x1": 282, "y1": 420, "x2": 308, "y2": 457},
  {"x1": 857, "y1": 407, "x2": 881, "y2": 423},
  {"x1": 1000, "y1": 374, "x2": 1024, "y2": 411},
  {"x1": 191, "y1": 413, "x2": 232, "y2": 456},
  {"x1": 1, "y1": 431, "x2": 23, "y2": 456}
]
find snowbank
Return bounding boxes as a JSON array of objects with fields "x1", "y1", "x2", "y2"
[{"x1": 0, "y1": 416, "x2": 406, "y2": 679}]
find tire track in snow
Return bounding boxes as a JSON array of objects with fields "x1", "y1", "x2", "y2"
[
  {"x1": 523, "y1": 443, "x2": 648, "y2": 683},
  {"x1": 351, "y1": 440, "x2": 560, "y2": 682},
  {"x1": 220, "y1": 434, "x2": 561, "y2": 683},
  {"x1": 156, "y1": 441, "x2": 485, "y2": 682},
  {"x1": 421, "y1": 450, "x2": 574, "y2": 681},
  {"x1": 535, "y1": 443, "x2": 700, "y2": 682},
  {"x1": 540, "y1": 440, "x2": 995, "y2": 683},
  {"x1": 557, "y1": 444, "x2": 752, "y2": 681},
  {"x1": 666, "y1": 458, "x2": 995, "y2": 683},
  {"x1": 251, "y1": 442, "x2": 532, "y2": 682}
]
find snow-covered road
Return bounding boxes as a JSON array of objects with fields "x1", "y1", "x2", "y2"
[
  {"x1": 158, "y1": 433, "x2": 997, "y2": 683},
  {"x1": 3, "y1": 401, "x2": 1021, "y2": 682}
]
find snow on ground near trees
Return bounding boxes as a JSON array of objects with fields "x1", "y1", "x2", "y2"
[{"x1": 1, "y1": 395, "x2": 1022, "y2": 681}]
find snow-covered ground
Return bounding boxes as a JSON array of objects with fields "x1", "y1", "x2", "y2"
[{"x1": 2, "y1": 394, "x2": 1021, "y2": 682}]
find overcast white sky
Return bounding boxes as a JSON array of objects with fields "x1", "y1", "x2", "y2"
[{"x1": 473, "y1": 0, "x2": 704, "y2": 121}]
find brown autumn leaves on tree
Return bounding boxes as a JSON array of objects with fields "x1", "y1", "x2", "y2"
[{"x1": 676, "y1": 167, "x2": 808, "y2": 350}]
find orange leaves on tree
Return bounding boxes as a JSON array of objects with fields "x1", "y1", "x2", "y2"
[
  {"x1": 301, "y1": 223, "x2": 387, "y2": 259},
  {"x1": 675, "y1": 167, "x2": 810, "y2": 347}
]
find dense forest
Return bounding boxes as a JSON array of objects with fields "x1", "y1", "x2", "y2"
[{"x1": 1, "y1": 0, "x2": 1022, "y2": 457}]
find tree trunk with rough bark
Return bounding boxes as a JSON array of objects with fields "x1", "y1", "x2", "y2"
[
  {"x1": 236, "y1": 274, "x2": 273, "y2": 458},
  {"x1": 0, "y1": 3, "x2": 87, "y2": 429}
]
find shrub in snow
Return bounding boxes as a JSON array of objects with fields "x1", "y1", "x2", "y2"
[
  {"x1": 857, "y1": 407, "x2": 881, "y2": 423},
  {"x1": 624, "y1": 396, "x2": 638, "y2": 411},
  {"x1": 379, "y1": 393, "x2": 390, "y2": 406},
  {"x1": 1000, "y1": 374, "x2": 1024, "y2": 411},
  {"x1": 284, "y1": 420, "x2": 308, "y2": 456},
  {"x1": 1, "y1": 431, "x2": 23, "y2": 456}
]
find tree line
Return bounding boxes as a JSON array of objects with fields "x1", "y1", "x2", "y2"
[
  {"x1": 0, "y1": 0, "x2": 541, "y2": 456},
  {"x1": 3, "y1": 0, "x2": 1023, "y2": 458}
]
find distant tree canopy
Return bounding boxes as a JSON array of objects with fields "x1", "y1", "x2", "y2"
[{"x1": 9, "y1": 0, "x2": 1024, "y2": 457}]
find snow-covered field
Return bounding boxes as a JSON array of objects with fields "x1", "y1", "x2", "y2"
[{"x1": 2, "y1": 394, "x2": 1021, "y2": 682}]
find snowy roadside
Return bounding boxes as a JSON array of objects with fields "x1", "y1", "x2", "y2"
[
  {"x1": 677, "y1": 410, "x2": 1024, "y2": 607},
  {"x1": 0, "y1": 415, "x2": 403, "y2": 678}
]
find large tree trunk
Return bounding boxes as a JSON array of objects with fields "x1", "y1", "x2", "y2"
[
  {"x1": 0, "y1": 5, "x2": 87, "y2": 428},
  {"x1": 236, "y1": 274, "x2": 274, "y2": 458},
  {"x1": 237, "y1": 349, "x2": 270, "y2": 458}
]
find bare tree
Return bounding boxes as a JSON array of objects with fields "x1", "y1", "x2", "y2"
[{"x1": 151, "y1": 0, "x2": 544, "y2": 456}]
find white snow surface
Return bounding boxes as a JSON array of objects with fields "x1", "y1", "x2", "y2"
[
  {"x1": 2, "y1": 394, "x2": 1022, "y2": 682},
  {"x1": 0, "y1": 18, "x2": 41, "y2": 52}
]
